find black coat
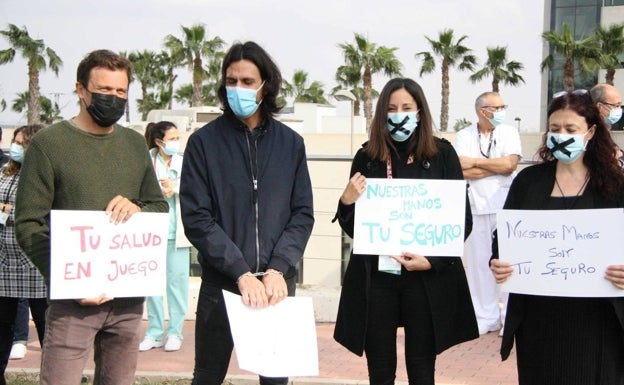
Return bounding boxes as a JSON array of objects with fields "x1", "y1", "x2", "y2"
[
  {"x1": 493, "y1": 160, "x2": 624, "y2": 360},
  {"x1": 333, "y1": 138, "x2": 479, "y2": 356}
]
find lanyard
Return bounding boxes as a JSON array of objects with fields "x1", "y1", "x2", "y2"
[
  {"x1": 478, "y1": 131, "x2": 494, "y2": 158},
  {"x1": 385, "y1": 153, "x2": 414, "y2": 179},
  {"x1": 153, "y1": 153, "x2": 171, "y2": 178},
  {"x1": 3, "y1": 174, "x2": 18, "y2": 204}
]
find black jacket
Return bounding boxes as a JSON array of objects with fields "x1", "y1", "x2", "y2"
[
  {"x1": 180, "y1": 114, "x2": 314, "y2": 286},
  {"x1": 333, "y1": 138, "x2": 479, "y2": 356},
  {"x1": 492, "y1": 160, "x2": 624, "y2": 360}
]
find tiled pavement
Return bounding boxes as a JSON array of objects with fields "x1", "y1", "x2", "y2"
[{"x1": 8, "y1": 320, "x2": 517, "y2": 385}]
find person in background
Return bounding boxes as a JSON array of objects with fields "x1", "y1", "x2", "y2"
[
  {"x1": 333, "y1": 77, "x2": 478, "y2": 385},
  {"x1": 0, "y1": 124, "x2": 46, "y2": 385},
  {"x1": 8, "y1": 299, "x2": 29, "y2": 360},
  {"x1": 453, "y1": 92, "x2": 522, "y2": 336},
  {"x1": 0, "y1": 127, "x2": 9, "y2": 166},
  {"x1": 590, "y1": 83, "x2": 623, "y2": 164},
  {"x1": 490, "y1": 90, "x2": 624, "y2": 384},
  {"x1": 14, "y1": 49, "x2": 168, "y2": 385},
  {"x1": 139, "y1": 121, "x2": 191, "y2": 352},
  {"x1": 0, "y1": 127, "x2": 29, "y2": 362},
  {"x1": 180, "y1": 41, "x2": 314, "y2": 385}
]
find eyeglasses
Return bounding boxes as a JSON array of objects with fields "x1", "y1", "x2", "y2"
[
  {"x1": 599, "y1": 101, "x2": 622, "y2": 110},
  {"x1": 552, "y1": 89, "x2": 588, "y2": 99},
  {"x1": 481, "y1": 105, "x2": 508, "y2": 112}
]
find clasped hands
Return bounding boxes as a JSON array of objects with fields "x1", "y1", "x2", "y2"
[{"x1": 238, "y1": 269, "x2": 288, "y2": 308}]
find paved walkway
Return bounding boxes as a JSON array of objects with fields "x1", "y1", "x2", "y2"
[{"x1": 7, "y1": 320, "x2": 517, "y2": 385}]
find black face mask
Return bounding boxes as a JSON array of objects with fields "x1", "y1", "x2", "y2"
[{"x1": 84, "y1": 91, "x2": 126, "y2": 127}]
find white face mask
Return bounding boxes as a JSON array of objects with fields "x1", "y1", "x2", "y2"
[
  {"x1": 160, "y1": 140, "x2": 180, "y2": 156},
  {"x1": 605, "y1": 106, "x2": 622, "y2": 125}
]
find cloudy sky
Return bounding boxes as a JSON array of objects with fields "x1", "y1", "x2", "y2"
[{"x1": 1, "y1": 0, "x2": 546, "y2": 130}]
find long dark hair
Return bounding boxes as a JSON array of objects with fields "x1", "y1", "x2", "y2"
[
  {"x1": 4, "y1": 124, "x2": 44, "y2": 176},
  {"x1": 217, "y1": 41, "x2": 283, "y2": 119},
  {"x1": 538, "y1": 91, "x2": 624, "y2": 199},
  {"x1": 366, "y1": 78, "x2": 437, "y2": 162}
]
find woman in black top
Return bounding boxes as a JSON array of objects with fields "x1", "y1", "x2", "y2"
[
  {"x1": 491, "y1": 90, "x2": 624, "y2": 385},
  {"x1": 333, "y1": 78, "x2": 478, "y2": 385}
]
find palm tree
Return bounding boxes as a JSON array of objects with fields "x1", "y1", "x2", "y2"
[
  {"x1": 594, "y1": 23, "x2": 624, "y2": 85},
  {"x1": 164, "y1": 24, "x2": 225, "y2": 107},
  {"x1": 174, "y1": 83, "x2": 215, "y2": 107},
  {"x1": 12, "y1": 91, "x2": 62, "y2": 124},
  {"x1": 159, "y1": 49, "x2": 184, "y2": 110},
  {"x1": 541, "y1": 23, "x2": 599, "y2": 91},
  {"x1": 127, "y1": 50, "x2": 165, "y2": 120},
  {"x1": 0, "y1": 24, "x2": 62, "y2": 124},
  {"x1": 333, "y1": 64, "x2": 363, "y2": 116},
  {"x1": 416, "y1": 29, "x2": 477, "y2": 132},
  {"x1": 469, "y1": 46, "x2": 525, "y2": 92},
  {"x1": 282, "y1": 70, "x2": 329, "y2": 104},
  {"x1": 339, "y1": 33, "x2": 402, "y2": 128}
]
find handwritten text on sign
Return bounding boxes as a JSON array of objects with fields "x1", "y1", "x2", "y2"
[
  {"x1": 496, "y1": 209, "x2": 624, "y2": 297},
  {"x1": 353, "y1": 178, "x2": 466, "y2": 256},
  {"x1": 50, "y1": 210, "x2": 169, "y2": 299}
]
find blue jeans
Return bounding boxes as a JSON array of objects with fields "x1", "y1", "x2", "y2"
[
  {"x1": 13, "y1": 298, "x2": 29, "y2": 343},
  {"x1": 192, "y1": 278, "x2": 295, "y2": 385}
]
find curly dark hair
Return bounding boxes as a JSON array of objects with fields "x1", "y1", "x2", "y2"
[{"x1": 537, "y1": 91, "x2": 624, "y2": 200}]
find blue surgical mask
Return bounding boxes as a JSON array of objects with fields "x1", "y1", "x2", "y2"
[
  {"x1": 160, "y1": 140, "x2": 180, "y2": 156},
  {"x1": 387, "y1": 112, "x2": 418, "y2": 142},
  {"x1": 605, "y1": 107, "x2": 622, "y2": 125},
  {"x1": 546, "y1": 132, "x2": 589, "y2": 164},
  {"x1": 226, "y1": 81, "x2": 265, "y2": 118},
  {"x1": 10, "y1": 143, "x2": 24, "y2": 163},
  {"x1": 489, "y1": 110, "x2": 506, "y2": 127}
]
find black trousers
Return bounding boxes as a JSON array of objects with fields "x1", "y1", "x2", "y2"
[
  {"x1": 192, "y1": 277, "x2": 296, "y2": 385},
  {"x1": 0, "y1": 296, "x2": 47, "y2": 385},
  {"x1": 364, "y1": 271, "x2": 436, "y2": 385}
]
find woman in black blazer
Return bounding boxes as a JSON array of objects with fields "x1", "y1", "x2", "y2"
[
  {"x1": 491, "y1": 90, "x2": 624, "y2": 385},
  {"x1": 333, "y1": 78, "x2": 478, "y2": 385}
]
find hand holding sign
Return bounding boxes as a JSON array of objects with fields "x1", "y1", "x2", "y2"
[
  {"x1": 353, "y1": 178, "x2": 466, "y2": 257},
  {"x1": 50, "y1": 210, "x2": 169, "y2": 299}
]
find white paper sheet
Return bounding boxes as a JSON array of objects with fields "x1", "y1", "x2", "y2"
[
  {"x1": 222, "y1": 290, "x2": 319, "y2": 377},
  {"x1": 496, "y1": 208, "x2": 624, "y2": 297}
]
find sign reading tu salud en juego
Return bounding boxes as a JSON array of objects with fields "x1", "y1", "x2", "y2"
[
  {"x1": 353, "y1": 178, "x2": 467, "y2": 256},
  {"x1": 49, "y1": 210, "x2": 169, "y2": 299}
]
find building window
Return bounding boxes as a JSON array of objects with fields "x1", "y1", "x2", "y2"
[
  {"x1": 547, "y1": 0, "x2": 601, "y2": 98},
  {"x1": 604, "y1": 0, "x2": 624, "y2": 6}
]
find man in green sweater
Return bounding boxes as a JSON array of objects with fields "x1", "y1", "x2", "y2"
[{"x1": 14, "y1": 49, "x2": 168, "y2": 385}]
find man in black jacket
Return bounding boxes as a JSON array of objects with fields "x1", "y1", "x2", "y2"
[{"x1": 180, "y1": 41, "x2": 314, "y2": 385}]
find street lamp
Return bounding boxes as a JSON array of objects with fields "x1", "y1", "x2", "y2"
[{"x1": 334, "y1": 89, "x2": 357, "y2": 156}]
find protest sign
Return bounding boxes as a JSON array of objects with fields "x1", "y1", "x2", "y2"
[
  {"x1": 496, "y1": 208, "x2": 624, "y2": 297},
  {"x1": 353, "y1": 178, "x2": 466, "y2": 256},
  {"x1": 49, "y1": 210, "x2": 169, "y2": 299}
]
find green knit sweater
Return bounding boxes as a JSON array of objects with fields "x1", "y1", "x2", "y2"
[{"x1": 15, "y1": 120, "x2": 168, "y2": 305}]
